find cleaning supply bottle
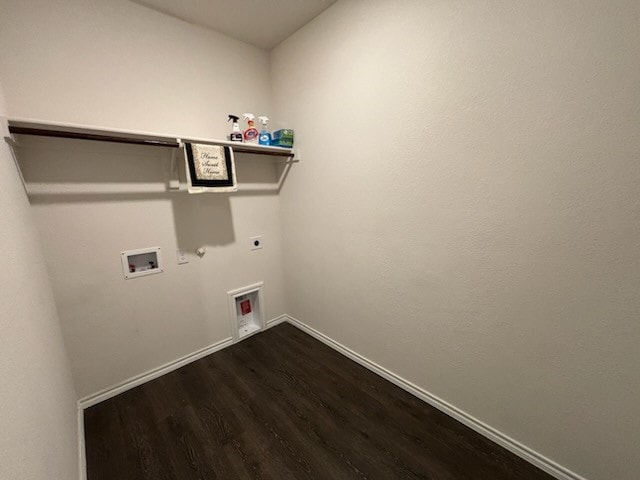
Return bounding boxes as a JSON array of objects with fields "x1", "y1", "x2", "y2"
[
  {"x1": 258, "y1": 116, "x2": 272, "y2": 146},
  {"x1": 227, "y1": 115, "x2": 243, "y2": 142},
  {"x1": 242, "y1": 113, "x2": 259, "y2": 144}
]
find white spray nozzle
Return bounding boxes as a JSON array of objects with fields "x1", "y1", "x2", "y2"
[
  {"x1": 258, "y1": 116, "x2": 269, "y2": 125},
  {"x1": 242, "y1": 113, "x2": 255, "y2": 121}
]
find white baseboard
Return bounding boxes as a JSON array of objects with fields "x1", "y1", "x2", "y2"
[
  {"x1": 266, "y1": 314, "x2": 288, "y2": 328},
  {"x1": 284, "y1": 315, "x2": 587, "y2": 480},
  {"x1": 78, "y1": 405, "x2": 86, "y2": 480},
  {"x1": 78, "y1": 336, "x2": 233, "y2": 409},
  {"x1": 77, "y1": 314, "x2": 289, "y2": 411}
]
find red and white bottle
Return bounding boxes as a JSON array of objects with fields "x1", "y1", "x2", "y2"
[{"x1": 242, "y1": 113, "x2": 259, "y2": 144}]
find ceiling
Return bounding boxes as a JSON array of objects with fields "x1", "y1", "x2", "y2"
[{"x1": 132, "y1": 0, "x2": 337, "y2": 49}]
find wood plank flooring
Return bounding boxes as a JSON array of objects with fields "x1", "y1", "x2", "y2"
[{"x1": 84, "y1": 323, "x2": 554, "y2": 480}]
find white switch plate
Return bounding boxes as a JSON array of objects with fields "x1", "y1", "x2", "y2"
[
  {"x1": 177, "y1": 249, "x2": 188, "y2": 264},
  {"x1": 250, "y1": 236, "x2": 263, "y2": 250}
]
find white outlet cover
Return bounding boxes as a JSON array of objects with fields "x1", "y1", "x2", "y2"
[
  {"x1": 177, "y1": 249, "x2": 189, "y2": 264},
  {"x1": 250, "y1": 236, "x2": 263, "y2": 250}
]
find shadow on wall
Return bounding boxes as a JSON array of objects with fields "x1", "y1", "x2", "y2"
[
  {"x1": 15, "y1": 135, "x2": 169, "y2": 185},
  {"x1": 15, "y1": 135, "x2": 285, "y2": 191},
  {"x1": 171, "y1": 193, "x2": 235, "y2": 249},
  {"x1": 16, "y1": 136, "x2": 285, "y2": 250}
]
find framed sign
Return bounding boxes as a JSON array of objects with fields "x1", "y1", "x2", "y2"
[{"x1": 184, "y1": 143, "x2": 236, "y2": 188}]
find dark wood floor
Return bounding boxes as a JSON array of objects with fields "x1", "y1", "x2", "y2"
[{"x1": 84, "y1": 323, "x2": 554, "y2": 480}]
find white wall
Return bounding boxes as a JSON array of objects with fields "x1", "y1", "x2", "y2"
[
  {"x1": 0, "y1": 82, "x2": 79, "y2": 479},
  {"x1": 0, "y1": 0, "x2": 286, "y2": 397},
  {"x1": 0, "y1": 0, "x2": 270, "y2": 137},
  {"x1": 272, "y1": 1, "x2": 640, "y2": 479}
]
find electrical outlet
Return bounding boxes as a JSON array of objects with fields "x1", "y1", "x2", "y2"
[
  {"x1": 250, "y1": 236, "x2": 263, "y2": 250},
  {"x1": 177, "y1": 249, "x2": 188, "y2": 264}
]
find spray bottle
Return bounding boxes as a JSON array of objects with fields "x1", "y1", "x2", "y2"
[
  {"x1": 227, "y1": 115, "x2": 243, "y2": 142},
  {"x1": 258, "y1": 116, "x2": 272, "y2": 146},
  {"x1": 242, "y1": 113, "x2": 259, "y2": 144}
]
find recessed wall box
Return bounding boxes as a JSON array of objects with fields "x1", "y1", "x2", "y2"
[
  {"x1": 227, "y1": 282, "x2": 264, "y2": 342},
  {"x1": 121, "y1": 247, "x2": 163, "y2": 279}
]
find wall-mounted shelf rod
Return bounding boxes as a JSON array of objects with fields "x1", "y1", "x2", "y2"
[
  {"x1": 6, "y1": 120, "x2": 294, "y2": 158},
  {"x1": 8, "y1": 126, "x2": 179, "y2": 148}
]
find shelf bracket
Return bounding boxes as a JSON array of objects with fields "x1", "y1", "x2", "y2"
[
  {"x1": 168, "y1": 139, "x2": 181, "y2": 191},
  {"x1": 1, "y1": 116, "x2": 14, "y2": 144},
  {"x1": 2, "y1": 116, "x2": 28, "y2": 195}
]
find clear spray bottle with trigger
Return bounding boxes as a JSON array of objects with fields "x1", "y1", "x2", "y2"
[
  {"x1": 258, "y1": 116, "x2": 272, "y2": 146},
  {"x1": 227, "y1": 115, "x2": 243, "y2": 142}
]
